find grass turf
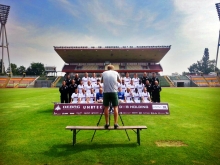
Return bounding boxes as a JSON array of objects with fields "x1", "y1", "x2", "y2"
[{"x1": 0, "y1": 88, "x2": 220, "y2": 165}]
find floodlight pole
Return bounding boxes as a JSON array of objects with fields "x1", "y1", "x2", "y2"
[
  {"x1": 215, "y1": 29, "x2": 220, "y2": 72},
  {"x1": 215, "y1": 3, "x2": 220, "y2": 72},
  {"x1": 0, "y1": 4, "x2": 11, "y2": 75}
]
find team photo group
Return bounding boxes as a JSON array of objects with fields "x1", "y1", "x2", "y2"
[{"x1": 59, "y1": 68, "x2": 162, "y2": 104}]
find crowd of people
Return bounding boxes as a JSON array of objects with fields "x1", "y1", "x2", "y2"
[{"x1": 59, "y1": 72, "x2": 162, "y2": 104}]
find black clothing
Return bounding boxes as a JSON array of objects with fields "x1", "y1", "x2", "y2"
[
  {"x1": 65, "y1": 78, "x2": 72, "y2": 87},
  {"x1": 59, "y1": 85, "x2": 68, "y2": 103},
  {"x1": 74, "y1": 77, "x2": 81, "y2": 85},
  {"x1": 151, "y1": 77, "x2": 160, "y2": 86},
  {"x1": 141, "y1": 76, "x2": 151, "y2": 85},
  {"x1": 145, "y1": 84, "x2": 153, "y2": 98},
  {"x1": 68, "y1": 83, "x2": 78, "y2": 103},
  {"x1": 152, "y1": 85, "x2": 162, "y2": 103}
]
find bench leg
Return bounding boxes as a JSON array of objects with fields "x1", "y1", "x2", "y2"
[
  {"x1": 73, "y1": 129, "x2": 76, "y2": 146},
  {"x1": 137, "y1": 129, "x2": 140, "y2": 145}
]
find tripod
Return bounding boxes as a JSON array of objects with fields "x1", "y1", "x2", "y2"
[{"x1": 91, "y1": 104, "x2": 130, "y2": 142}]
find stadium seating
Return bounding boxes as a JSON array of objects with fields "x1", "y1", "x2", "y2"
[
  {"x1": 82, "y1": 65, "x2": 97, "y2": 70},
  {"x1": 189, "y1": 75, "x2": 209, "y2": 87},
  {"x1": 0, "y1": 77, "x2": 9, "y2": 88},
  {"x1": 203, "y1": 75, "x2": 220, "y2": 87},
  {"x1": 158, "y1": 76, "x2": 170, "y2": 87},
  {"x1": 18, "y1": 78, "x2": 36, "y2": 88},
  {"x1": 6, "y1": 78, "x2": 22, "y2": 88}
]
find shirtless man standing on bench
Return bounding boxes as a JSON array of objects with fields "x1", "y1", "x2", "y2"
[{"x1": 101, "y1": 65, "x2": 121, "y2": 129}]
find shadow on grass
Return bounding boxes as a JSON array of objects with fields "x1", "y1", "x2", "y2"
[
  {"x1": 44, "y1": 142, "x2": 138, "y2": 157},
  {"x1": 37, "y1": 108, "x2": 54, "y2": 114}
]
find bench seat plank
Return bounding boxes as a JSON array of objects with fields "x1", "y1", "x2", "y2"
[{"x1": 66, "y1": 126, "x2": 147, "y2": 130}]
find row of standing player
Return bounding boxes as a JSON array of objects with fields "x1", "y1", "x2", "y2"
[{"x1": 59, "y1": 72, "x2": 162, "y2": 103}]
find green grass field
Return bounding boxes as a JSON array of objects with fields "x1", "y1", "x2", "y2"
[{"x1": 0, "y1": 88, "x2": 220, "y2": 165}]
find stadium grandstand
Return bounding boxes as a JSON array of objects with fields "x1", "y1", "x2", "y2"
[{"x1": 54, "y1": 45, "x2": 171, "y2": 73}]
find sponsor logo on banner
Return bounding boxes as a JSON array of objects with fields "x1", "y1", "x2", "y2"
[
  {"x1": 55, "y1": 105, "x2": 61, "y2": 111},
  {"x1": 152, "y1": 105, "x2": 168, "y2": 110},
  {"x1": 62, "y1": 105, "x2": 80, "y2": 109},
  {"x1": 83, "y1": 105, "x2": 103, "y2": 109}
]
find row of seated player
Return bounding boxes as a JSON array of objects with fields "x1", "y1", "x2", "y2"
[{"x1": 69, "y1": 87, "x2": 154, "y2": 104}]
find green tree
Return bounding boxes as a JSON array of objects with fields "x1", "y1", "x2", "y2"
[
  {"x1": 7, "y1": 63, "x2": 18, "y2": 75},
  {"x1": 188, "y1": 48, "x2": 219, "y2": 74},
  {"x1": 17, "y1": 65, "x2": 26, "y2": 75},
  {"x1": 26, "y1": 62, "x2": 45, "y2": 75}
]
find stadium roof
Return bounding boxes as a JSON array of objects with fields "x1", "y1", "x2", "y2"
[{"x1": 54, "y1": 45, "x2": 171, "y2": 63}]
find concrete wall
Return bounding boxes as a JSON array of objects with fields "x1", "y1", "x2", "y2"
[{"x1": 34, "y1": 80, "x2": 53, "y2": 87}]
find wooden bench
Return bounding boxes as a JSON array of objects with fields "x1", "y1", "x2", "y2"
[{"x1": 66, "y1": 126, "x2": 147, "y2": 146}]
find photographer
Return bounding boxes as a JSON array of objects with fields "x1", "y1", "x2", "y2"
[{"x1": 101, "y1": 65, "x2": 121, "y2": 129}]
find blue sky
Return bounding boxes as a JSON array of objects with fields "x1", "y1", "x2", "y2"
[{"x1": 1, "y1": 0, "x2": 219, "y2": 75}]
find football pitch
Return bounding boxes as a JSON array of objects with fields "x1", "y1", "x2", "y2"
[{"x1": 0, "y1": 88, "x2": 220, "y2": 165}]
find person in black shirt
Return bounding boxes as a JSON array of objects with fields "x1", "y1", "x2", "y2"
[
  {"x1": 59, "y1": 81, "x2": 69, "y2": 103},
  {"x1": 64, "y1": 74, "x2": 72, "y2": 87},
  {"x1": 151, "y1": 72, "x2": 160, "y2": 86},
  {"x1": 141, "y1": 72, "x2": 150, "y2": 85},
  {"x1": 68, "y1": 79, "x2": 78, "y2": 103},
  {"x1": 145, "y1": 80, "x2": 152, "y2": 98},
  {"x1": 152, "y1": 81, "x2": 162, "y2": 103},
  {"x1": 74, "y1": 73, "x2": 81, "y2": 86}
]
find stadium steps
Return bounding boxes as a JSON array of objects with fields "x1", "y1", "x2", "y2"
[
  {"x1": 2, "y1": 77, "x2": 10, "y2": 88},
  {"x1": 158, "y1": 76, "x2": 170, "y2": 87},
  {"x1": 14, "y1": 77, "x2": 24, "y2": 88},
  {"x1": 164, "y1": 76, "x2": 175, "y2": 87},
  {"x1": 52, "y1": 76, "x2": 62, "y2": 87},
  {"x1": 27, "y1": 76, "x2": 39, "y2": 88},
  {"x1": 202, "y1": 76, "x2": 211, "y2": 87}
]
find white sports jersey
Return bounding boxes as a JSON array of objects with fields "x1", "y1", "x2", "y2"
[
  {"x1": 132, "y1": 92, "x2": 141, "y2": 103},
  {"x1": 77, "y1": 84, "x2": 84, "y2": 94},
  {"x1": 93, "y1": 83, "x2": 103, "y2": 93},
  {"x1": 132, "y1": 77, "x2": 139, "y2": 85},
  {"x1": 124, "y1": 77, "x2": 131, "y2": 85},
  {"x1": 124, "y1": 92, "x2": 133, "y2": 103},
  {"x1": 71, "y1": 93, "x2": 79, "y2": 103},
  {"x1": 141, "y1": 92, "x2": 151, "y2": 103},
  {"x1": 90, "y1": 77, "x2": 97, "y2": 85},
  {"x1": 79, "y1": 93, "x2": 86, "y2": 103},
  {"x1": 127, "y1": 84, "x2": 135, "y2": 92},
  {"x1": 86, "y1": 93, "x2": 96, "y2": 103},
  {"x1": 119, "y1": 83, "x2": 126, "y2": 92},
  {"x1": 82, "y1": 77, "x2": 90, "y2": 85},
  {"x1": 84, "y1": 84, "x2": 93, "y2": 94},
  {"x1": 136, "y1": 83, "x2": 144, "y2": 93}
]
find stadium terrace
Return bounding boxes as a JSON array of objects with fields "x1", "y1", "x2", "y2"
[{"x1": 54, "y1": 45, "x2": 171, "y2": 73}]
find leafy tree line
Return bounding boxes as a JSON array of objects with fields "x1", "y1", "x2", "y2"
[
  {"x1": 183, "y1": 48, "x2": 219, "y2": 75},
  {"x1": 0, "y1": 61, "x2": 45, "y2": 76}
]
